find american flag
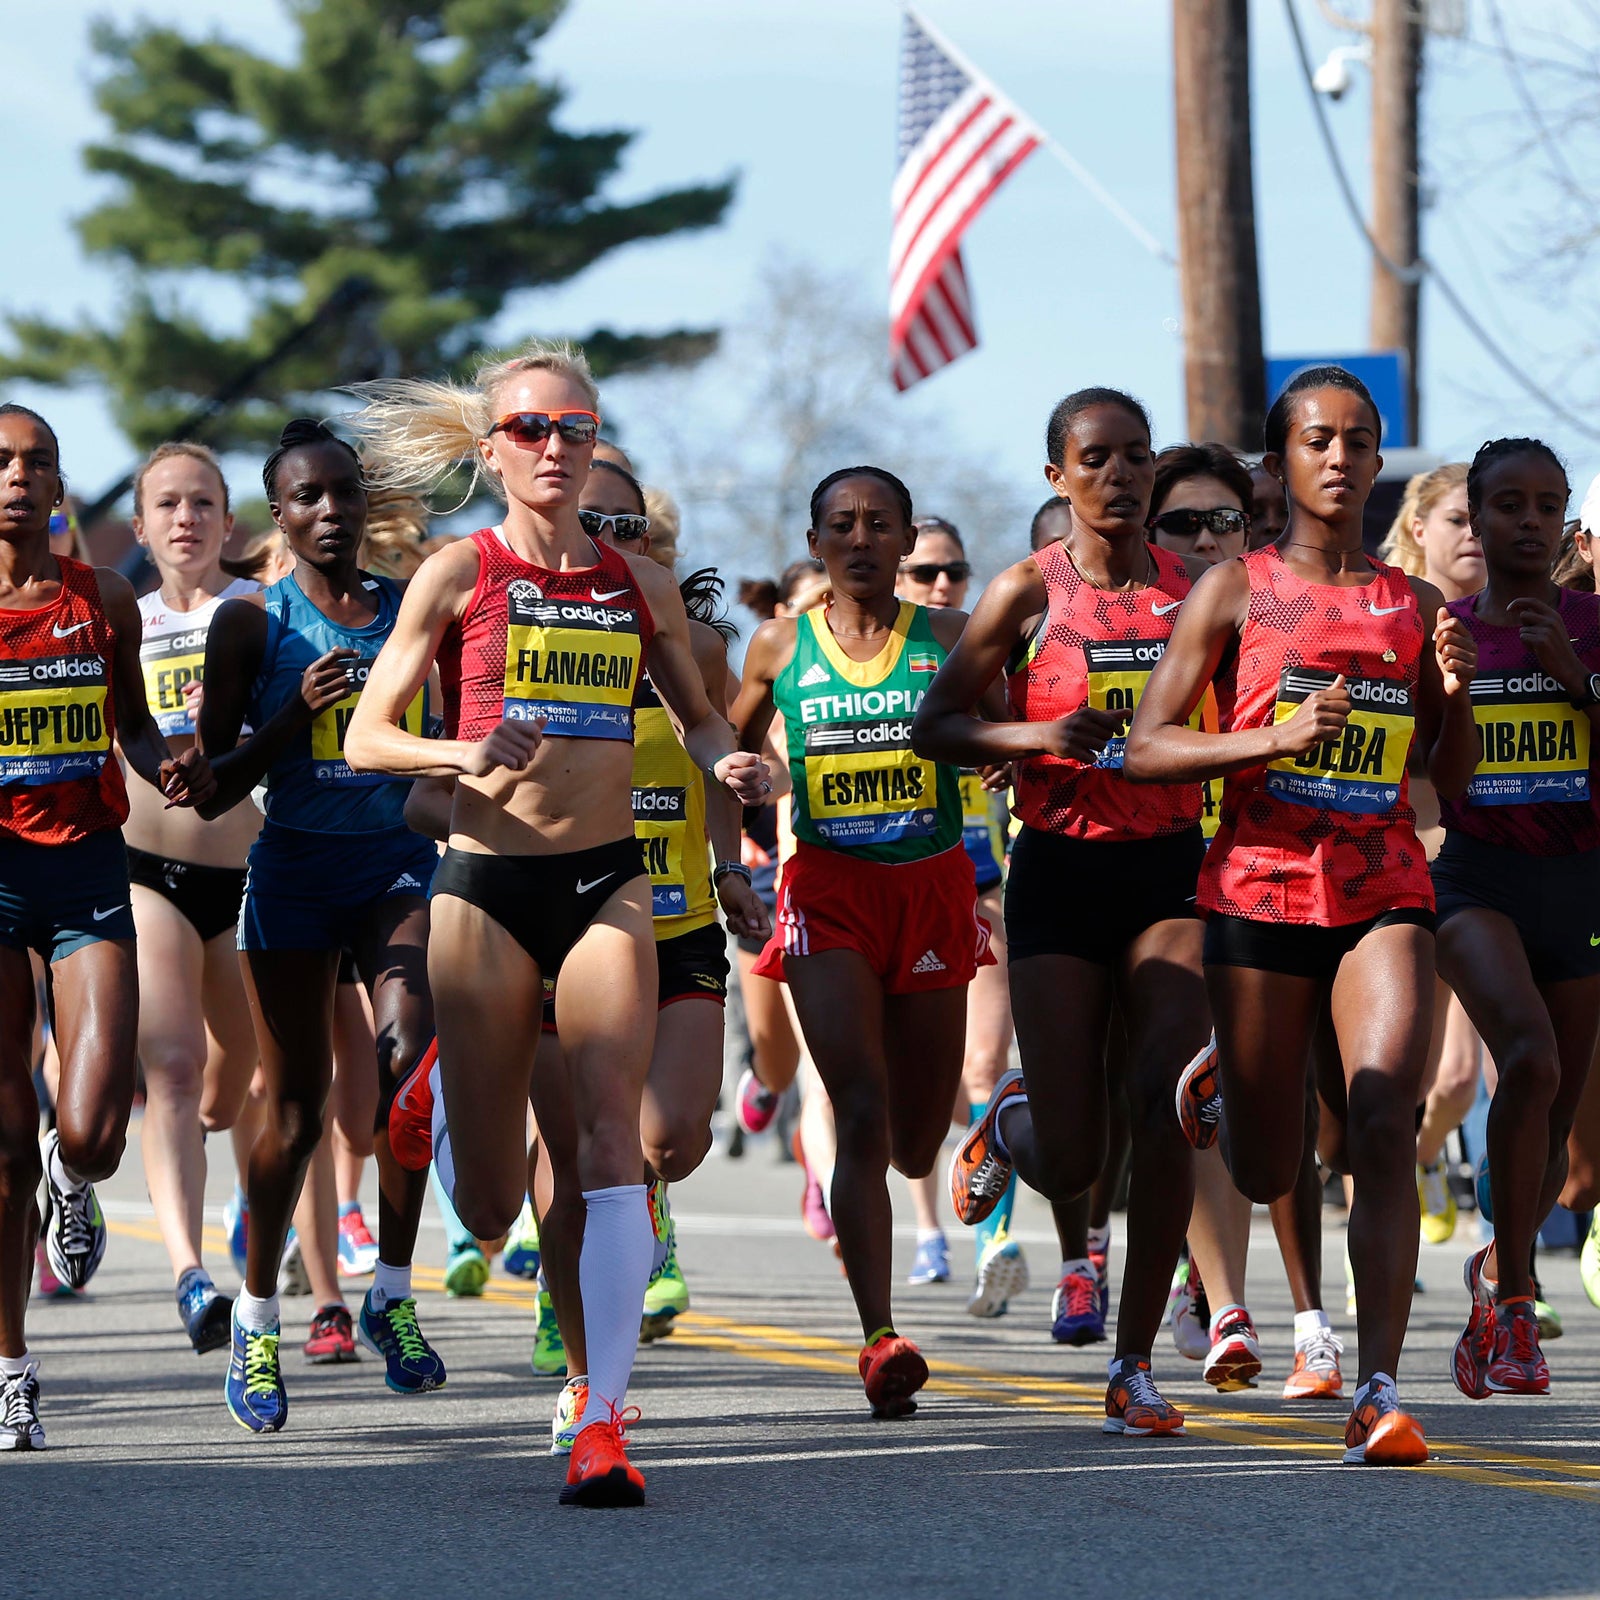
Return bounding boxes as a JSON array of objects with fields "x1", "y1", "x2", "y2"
[{"x1": 890, "y1": 10, "x2": 1041, "y2": 391}]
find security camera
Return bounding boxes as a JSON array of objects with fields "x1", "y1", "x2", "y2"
[{"x1": 1313, "y1": 42, "x2": 1371, "y2": 101}]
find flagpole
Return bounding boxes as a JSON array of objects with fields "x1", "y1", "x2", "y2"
[{"x1": 903, "y1": 5, "x2": 1177, "y2": 268}]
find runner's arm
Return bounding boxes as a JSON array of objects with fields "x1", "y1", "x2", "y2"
[{"x1": 404, "y1": 775, "x2": 456, "y2": 842}]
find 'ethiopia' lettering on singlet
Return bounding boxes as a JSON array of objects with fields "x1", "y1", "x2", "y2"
[
  {"x1": 1265, "y1": 669, "x2": 1413, "y2": 813},
  {"x1": 502, "y1": 580, "x2": 642, "y2": 740},
  {"x1": 1464, "y1": 671, "x2": 1589, "y2": 806}
]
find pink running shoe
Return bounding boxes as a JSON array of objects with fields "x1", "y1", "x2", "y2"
[
  {"x1": 36, "y1": 1241, "x2": 77, "y2": 1300},
  {"x1": 736, "y1": 1068, "x2": 780, "y2": 1136},
  {"x1": 795, "y1": 1134, "x2": 835, "y2": 1243}
]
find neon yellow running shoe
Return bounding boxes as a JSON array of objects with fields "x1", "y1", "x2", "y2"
[
  {"x1": 1532, "y1": 1275, "x2": 1563, "y2": 1341},
  {"x1": 532, "y1": 1289, "x2": 567, "y2": 1378},
  {"x1": 550, "y1": 1374, "x2": 588, "y2": 1455},
  {"x1": 1417, "y1": 1157, "x2": 1457, "y2": 1245},
  {"x1": 641, "y1": 1228, "x2": 688, "y2": 1343},
  {"x1": 1582, "y1": 1210, "x2": 1600, "y2": 1310}
]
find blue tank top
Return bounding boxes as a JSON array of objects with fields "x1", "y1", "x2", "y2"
[{"x1": 249, "y1": 571, "x2": 423, "y2": 834}]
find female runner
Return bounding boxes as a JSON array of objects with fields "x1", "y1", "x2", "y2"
[
  {"x1": 733, "y1": 467, "x2": 988, "y2": 1420},
  {"x1": 344, "y1": 340, "x2": 767, "y2": 1508},
  {"x1": 923, "y1": 389, "x2": 1209, "y2": 1439},
  {"x1": 1432, "y1": 439, "x2": 1600, "y2": 1397},
  {"x1": 0, "y1": 404, "x2": 212, "y2": 1449},
  {"x1": 1125, "y1": 365, "x2": 1478, "y2": 1465},
  {"x1": 126, "y1": 442, "x2": 261, "y2": 1353},
  {"x1": 198, "y1": 421, "x2": 442, "y2": 1433}
]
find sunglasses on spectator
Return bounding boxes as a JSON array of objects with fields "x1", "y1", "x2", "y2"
[
  {"x1": 902, "y1": 560, "x2": 971, "y2": 584},
  {"x1": 1149, "y1": 507, "x2": 1249, "y2": 540},
  {"x1": 578, "y1": 508, "x2": 650, "y2": 542},
  {"x1": 487, "y1": 410, "x2": 601, "y2": 447}
]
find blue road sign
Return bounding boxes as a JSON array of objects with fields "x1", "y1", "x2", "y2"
[{"x1": 1266, "y1": 351, "x2": 1412, "y2": 448}]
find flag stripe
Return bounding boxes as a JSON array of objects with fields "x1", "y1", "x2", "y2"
[{"x1": 891, "y1": 101, "x2": 1014, "y2": 273}]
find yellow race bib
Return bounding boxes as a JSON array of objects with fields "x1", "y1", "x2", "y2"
[
  {"x1": 0, "y1": 653, "x2": 111, "y2": 786},
  {"x1": 310, "y1": 658, "x2": 423, "y2": 785},
  {"x1": 503, "y1": 587, "x2": 641, "y2": 741},
  {"x1": 1265, "y1": 668, "x2": 1411, "y2": 814},
  {"x1": 1466, "y1": 671, "x2": 1590, "y2": 806}
]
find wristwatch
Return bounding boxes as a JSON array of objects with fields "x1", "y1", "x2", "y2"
[
  {"x1": 713, "y1": 861, "x2": 753, "y2": 887},
  {"x1": 1571, "y1": 673, "x2": 1600, "y2": 709}
]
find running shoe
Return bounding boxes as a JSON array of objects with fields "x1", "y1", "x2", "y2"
[
  {"x1": 304, "y1": 1303, "x2": 358, "y2": 1364},
  {"x1": 1282, "y1": 1326, "x2": 1345, "y2": 1399},
  {"x1": 41, "y1": 1129, "x2": 106, "y2": 1291},
  {"x1": 0, "y1": 1363, "x2": 44, "y2": 1451},
  {"x1": 337, "y1": 1204, "x2": 380, "y2": 1277},
  {"x1": 226, "y1": 1311, "x2": 287, "y2": 1433},
  {"x1": 642, "y1": 1233, "x2": 689, "y2": 1343},
  {"x1": 1168, "y1": 1258, "x2": 1210, "y2": 1362},
  {"x1": 948, "y1": 1068, "x2": 1027, "y2": 1226},
  {"x1": 1343, "y1": 1379, "x2": 1427, "y2": 1465},
  {"x1": 1581, "y1": 1210, "x2": 1600, "y2": 1310},
  {"x1": 1203, "y1": 1307, "x2": 1262, "y2": 1391},
  {"x1": 34, "y1": 1242, "x2": 76, "y2": 1301},
  {"x1": 550, "y1": 1374, "x2": 588, "y2": 1456},
  {"x1": 1452, "y1": 1243, "x2": 1496, "y2": 1401},
  {"x1": 223, "y1": 1186, "x2": 249, "y2": 1280},
  {"x1": 907, "y1": 1234, "x2": 951, "y2": 1286},
  {"x1": 177, "y1": 1268, "x2": 232, "y2": 1355},
  {"x1": 736, "y1": 1067, "x2": 780, "y2": 1136},
  {"x1": 1103, "y1": 1356, "x2": 1184, "y2": 1437},
  {"x1": 1174, "y1": 1035, "x2": 1221, "y2": 1150},
  {"x1": 388, "y1": 1037, "x2": 438, "y2": 1173},
  {"x1": 1532, "y1": 1274, "x2": 1563, "y2": 1341},
  {"x1": 560, "y1": 1404, "x2": 645, "y2": 1508},
  {"x1": 503, "y1": 1199, "x2": 541, "y2": 1280},
  {"x1": 967, "y1": 1230, "x2": 1029, "y2": 1319},
  {"x1": 532, "y1": 1289, "x2": 568, "y2": 1378},
  {"x1": 798, "y1": 1142, "x2": 835, "y2": 1243},
  {"x1": 358, "y1": 1291, "x2": 446, "y2": 1393},
  {"x1": 1485, "y1": 1296, "x2": 1550, "y2": 1396},
  {"x1": 278, "y1": 1229, "x2": 310, "y2": 1298},
  {"x1": 444, "y1": 1244, "x2": 489, "y2": 1298},
  {"x1": 1051, "y1": 1265, "x2": 1106, "y2": 1346},
  {"x1": 647, "y1": 1179, "x2": 672, "y2": 1281},
  {"x1": 859, "y1": 1330, "x2": 928, "y2": 1419},
  {"x1": 1417, "y1": 1156, "x2": 1457, "y2": 1245}
]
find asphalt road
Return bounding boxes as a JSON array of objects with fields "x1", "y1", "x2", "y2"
[{"x1": 13, "y1": 1121, "x2": 1600, "y2": 1600}]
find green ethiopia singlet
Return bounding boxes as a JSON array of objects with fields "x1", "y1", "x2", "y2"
[{"x1": 776, "y1": 600, "x2": 961, "y2": 865}]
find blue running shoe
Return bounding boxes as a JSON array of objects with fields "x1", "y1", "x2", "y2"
[
  {"x1": 1051, "y1": 1265, "x2": 1107, "y2": 1346},
  {"x1": 225, "y1": 1310, "x2": 287, "y2": 1433},
  {"x1": 1475, "y1": 1151, "x2": 1493, "y2": 1223},
  {"x1": 222, "y1": 1185, "x2": 249, "y2": 1281},
  {"x1": 907, "y1": 1233, "x2": 951, "y2": 1286},
  {"x1": 358, "y1": 1291, "x2": 446, "y2": 1394},
  {"x1": 503, "y1": 1198, "x2": 541, "y2": 1280},
  {"x1": 177, "y1": 1269, "x2": 232, "y2": 1355}
]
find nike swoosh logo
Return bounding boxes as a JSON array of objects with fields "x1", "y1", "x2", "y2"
[
  {"x1": 91, "y1": 905, "x2": 124, "y2": 922},
  {"x1": 1152, "y1": 600, "x2": 1183, "y2": 615},
  {"x1": 576, "y1": 874, "x2": 614, "y2": 894},
  {"x1": 591, "y1": 589, "x2": 629, "y2": 603},
  {"x1": 52, "y1": 620, "x2": 91, "y2": 638},
  {"x1": 1590, "y1": 935, "x2": 1600, "y2": 947},
  {"x1": 1368, "y1": 602, "x2": 1409, "y2": 616}
]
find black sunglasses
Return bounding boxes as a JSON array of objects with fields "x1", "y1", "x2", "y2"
[
  {"x1": 902, "y1": 560, "x2": 971, "y2": 584},
  {"x1": 578, "y1": 508, "x2": 650, "y2": 542},
  {"x1": 1150, "y1": 507, "x2": 1250, "y2": 540}
]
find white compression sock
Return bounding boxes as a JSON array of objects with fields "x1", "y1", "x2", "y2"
[
  {"x1": 0, "y1": 1352, "x2": 33, "y2": 1378},
  {"x1": 1087, "y1": 1223, "x2": 1111, "y2": 1254},
  {"x1": 46, "y1": 1137, "x2": 87, "y2": 1194},
  {"x1": 370, "y1": 1261, "x2": 412, "y2": 1309},
  {"x1": 574, "y1": 1185, "x2": 653, "y2": 1430},
  {"x1": 1294, "y1": 1309, "x2": 1331, "y2": 1345},
  {"x1": 235, "y1": 1288, "x2": 280, "y2": 1332}
]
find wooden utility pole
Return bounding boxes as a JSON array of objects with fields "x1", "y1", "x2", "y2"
[
  {"x1": 1173, "y1": 0, "x2": 1265, "y2": 449},
  {"x1": 1368, "y1": 0, "x2": 1422, "y2": 442}
]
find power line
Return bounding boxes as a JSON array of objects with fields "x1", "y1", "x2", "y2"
[{"x1": 1282, "y1": 0, "x2": 1600, "y2": 442}]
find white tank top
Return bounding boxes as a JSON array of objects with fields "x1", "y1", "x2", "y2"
[{"x1": 139, "y1": 577, "x2": 259, "y2": 737}]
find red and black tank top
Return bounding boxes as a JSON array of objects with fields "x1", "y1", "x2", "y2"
[
  {"x1": 1006, "y1": 539, "x2": 1201, "y2": 841},
  {"x1": 0, "y1": 555, "x2": 128, "y2": 844},
  {"x1": 1198, "y1": 546, "x2": 1431, "y2": 926},
  {"x1": 440, "y1": 528, "x2": 656, "y2": 744}
]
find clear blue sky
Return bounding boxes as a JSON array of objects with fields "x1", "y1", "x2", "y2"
[{"x1": 9, "y1": 0, "x2": 1597, "y2": 546}]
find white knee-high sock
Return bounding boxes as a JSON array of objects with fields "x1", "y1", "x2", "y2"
[
  {"x1": 575, "y1": 1184, "x2": 652, "y2": 1429},
  {"x1": 429, "y1": 1058, "x2": 457, "y2": 1205}
]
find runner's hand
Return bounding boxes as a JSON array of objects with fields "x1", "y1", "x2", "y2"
[
  {"x1": 717, "y1": 872, "x2": 772, "y2": 941},
  {"x1": 1042, "y1": 707, "x2": 1132, "y2": 763},
  {"x1": 714, "y1": 751, "x2": 771, "y2": 805},
  {"x1": 464, "y1": 717, "x2": 544, "y2": 775},
  {"x1": 1506, "y1": 598, "x2": 1578, "y2": 694},
  {"x1": 979, "y1": 762, "x2": 1012, "y2": 792},
  {"x1": 1272, "y1": 675, "x2": 1350, "y2": 757},
  {"x1": 160, "y1": 745, "x2": 216, "y2": 809},
  {"x1": 300, "y1": 647, "x2": 360, "y2": 717},
  {"x1": 182, "y1": 677, "x2": 205, "y2": 720}
]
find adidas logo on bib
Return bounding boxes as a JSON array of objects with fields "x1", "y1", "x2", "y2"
[
  {"x1": 911, "y1": 949, "x2": 946, "y2": 974},
  {"x1": 797, "y1": 662, "x2": 830, "y2": 688}
]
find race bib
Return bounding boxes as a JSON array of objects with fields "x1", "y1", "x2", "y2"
[
  {"x1": 0, "y1": 653, "x2": 112, "y2": 786},
  {"x1": 1084, "y1": 638, "x2": 1201, "y2": 768},
  {"x1": 803, "y1": 717, "x2": 939, "y2": 848},
  {"x1": 1265, "y1": 668, "x2": 1412, "y2": 814},
  {"x1": 503, "y1": 584, "x2": 641, "y2": 741},
  {"x1": 140, "y1": 626, "x2": 208, "y2": 736},
  {"x1": 959, "y1": 770, "x2": 1003, "y2": 873},
  {"x1": 310, "y1": 658, "x2": 424, "y2": 785},
  {"x1": 633, "y1": 782, "x2": 690, "y2": 918},
  {"x1": 1465, "y1": 671, "x2": 1590, "y2": 806}
]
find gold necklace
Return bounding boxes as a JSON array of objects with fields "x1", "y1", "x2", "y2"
[{"x1": 1063, "y1": 541, "x2": 1154, "y2": 592}]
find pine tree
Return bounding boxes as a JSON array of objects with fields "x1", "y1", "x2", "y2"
[{"x1": 2, "y1": 0, "x2": 733, "y2": 452}]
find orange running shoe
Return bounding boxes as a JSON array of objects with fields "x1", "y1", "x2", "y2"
[
  {"x1": 859, "y1": 1330, "x2": 928, "y2": 1419},
  {"x1": 560, "y1": 1403, "x2": 646, "y2": 1507},
  {"x1": 1343, "y1": 1381, "x2": 1428, "y2": 1466},
  {"x1": 1485, "y1": 1296, "x2": 1550, "y2": 1396},
  {"x1": 387, "y1": 1037, "x2": 438, "y2": 1173},
  {"x1": 1103, "y1": 1356, "x2": 1185, "y2": 1437},
  {"x1": 1451, "y1": 1243, "x2": 1495, "y2": 1400},
  {"x1": 1174, "y1": 1035, "x2": 1221, "y2": 1150},
  {"x1": 1282, "y1": 1326, "x2": 1344, "y2": 1399},
  {"x1": 947, "y1": 1069, "x2": 1027, "y2": 1226}
]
